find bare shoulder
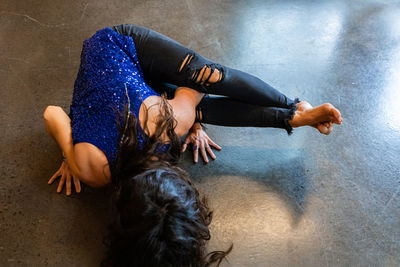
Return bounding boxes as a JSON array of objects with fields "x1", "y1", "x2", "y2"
[
  {"x1": 74, "y1": 142, "x2": 111, "y2": 187},
  {"x1": 140, "y1": 95, "x2": 163, "y2": 137}
]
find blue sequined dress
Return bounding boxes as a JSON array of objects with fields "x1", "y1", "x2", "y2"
[{"x1": 69, "y1": 27, "x2": 160, "y2": 171}]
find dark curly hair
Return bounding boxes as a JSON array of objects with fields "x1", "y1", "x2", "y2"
[{"x1": 102, "y1": 97, "x2": 232, "y2": 266}]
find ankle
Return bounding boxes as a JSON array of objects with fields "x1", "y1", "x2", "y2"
[{"x1": 288, "y1": 111, "x2": 302, "y2": 127}]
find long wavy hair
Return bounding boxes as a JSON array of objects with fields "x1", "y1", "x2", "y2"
[{"x1": 102, "y1": 96, "x2": 232, "y2": 266}]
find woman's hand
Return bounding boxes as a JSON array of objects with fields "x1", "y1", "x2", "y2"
[
  {"x1": 182, "y1": 123, "x2": 221, "y2": 163},
  {"x1": 48, "y1": 160, "x2": 81, "y2": 195}
]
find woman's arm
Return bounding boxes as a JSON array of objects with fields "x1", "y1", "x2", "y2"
[
  {"x1": 43, "y1": 106, "x2": 80, "y2": 175},
  {"x1": 167, "y1": 87, "x2": 222, "y2": 163},
  {"x1": 167, "y1": 87, "x2": 204, "y2": 136},
  {"x1": 43, "y1": 106, "x2": 110, "y2": 189}
]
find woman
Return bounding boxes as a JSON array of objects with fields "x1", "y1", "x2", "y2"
[{"x1": 43, "y1": 24, "x2": 342, "y2": 266}]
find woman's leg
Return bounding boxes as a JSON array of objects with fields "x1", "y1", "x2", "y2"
[
  {"x1": 112, "y1": 24, "x2": 298, "y2": 109},
  {"x1": 196, "y1": 95, "x2": 343, "y2": 135},
  {"x1": 196, "y1": 95, "x2": 297, "y2": 135}
]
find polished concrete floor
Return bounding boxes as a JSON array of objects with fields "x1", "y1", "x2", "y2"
[{"x1": 1, "y1": 0, "x2": 400, "y2": 266}]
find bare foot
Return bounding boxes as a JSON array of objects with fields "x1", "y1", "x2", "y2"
[
  {"x1": 290, "y1": 102, "x2": 342, "y2": 134},
  {"x1": 295, "y1": 101, "x2": 332, "y2": 134}
]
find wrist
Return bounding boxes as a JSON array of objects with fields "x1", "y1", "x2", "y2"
[
  {"x1": 62, "y1": 152, "x2": 67, "y2": 162},
  {"x1": 191, "y1": 122, "x2": 202, "y2": 130}
]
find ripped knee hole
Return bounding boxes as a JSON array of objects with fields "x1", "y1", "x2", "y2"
[{"x1": 179, "y1": 53, "x2": 223, "y2": 86}]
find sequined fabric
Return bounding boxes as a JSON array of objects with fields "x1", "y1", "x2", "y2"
[{"x1": 69, "y1": 27, "x2": 160, "y2": 170}]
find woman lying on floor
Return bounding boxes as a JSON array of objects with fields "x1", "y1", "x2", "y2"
[{"x1": 43, "y1": 24, "x2": 342, "y2": 266}]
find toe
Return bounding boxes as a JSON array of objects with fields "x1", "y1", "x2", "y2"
[
  {"x1": 329, "y1": 106, "x2": 342, "y2": 124},
  {"x1": 326, "y1": 122, "x2": 333, "y2": 135},
  {"x1": 317, "y1": 123, "x2": 328, "y2": 134}
]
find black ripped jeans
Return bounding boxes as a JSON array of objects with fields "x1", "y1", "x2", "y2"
[{"x1": 112, "y1": 24, "x2": 299, "y2": 134}]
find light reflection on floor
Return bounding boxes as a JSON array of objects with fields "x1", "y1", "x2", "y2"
[
  {"x1": 234, "y1": 2, "x2": 344, "y2": 70},
  {"x1": 380, "y1": 48, "x2": 400, "y2": 132}
]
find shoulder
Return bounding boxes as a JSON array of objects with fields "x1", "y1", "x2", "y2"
[{"x1": 74, "y1": 142, "x2": 111, "y2": 187}]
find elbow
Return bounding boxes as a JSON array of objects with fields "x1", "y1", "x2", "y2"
[
  {"x1": 43, "y1": 105, "x2": 62, "y2": 121},
  {"x1": 73, "y1": 144, "x2": 112, "y2": 188}
]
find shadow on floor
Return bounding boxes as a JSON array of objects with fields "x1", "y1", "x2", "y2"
[{"x1": 179, "y1": 146, "x2": 310, "y2": 227}]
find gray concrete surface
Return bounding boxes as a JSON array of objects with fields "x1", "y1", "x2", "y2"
[{"x1": 1, "y1": 0, "x2": 400, "y2": 266}]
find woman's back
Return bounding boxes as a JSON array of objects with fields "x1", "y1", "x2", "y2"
[{"x1": 69, "y1": 27, "x2": 160, "y2": 172}]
